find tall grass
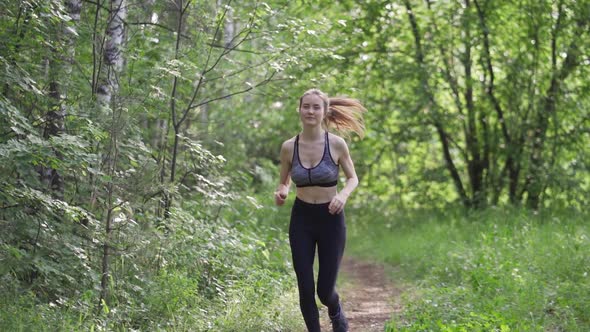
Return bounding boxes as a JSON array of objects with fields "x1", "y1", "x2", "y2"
[{"x1": 347, "y1": 206, "x2": 590, "y2": 331}]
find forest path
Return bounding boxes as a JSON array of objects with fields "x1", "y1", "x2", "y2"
[{"x1": 319, "y1": 256, "x2": 403, "y2": 331}]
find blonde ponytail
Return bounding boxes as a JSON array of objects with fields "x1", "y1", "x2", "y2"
[
  {"x1": 299, "y1": 88, "x2": 367, "y2": 139},
  {"x1": 325, "y1": 97, "x2": 367, "y2": 139}
]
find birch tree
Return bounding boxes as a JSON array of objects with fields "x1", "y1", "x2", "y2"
[{"x1": 95, "y1": 0, "x2": 127, "y2": 307}]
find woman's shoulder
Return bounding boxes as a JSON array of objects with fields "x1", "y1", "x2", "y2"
[
  {"x1": 280, "y1": 136, "x2": 297, "y2": 152},
  {"x1": 327, "y1": 132, "x2": 348, "y2": 151}
]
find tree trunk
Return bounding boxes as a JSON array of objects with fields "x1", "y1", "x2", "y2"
[
  {"x1": 404, "y1": 0, "x2": 470, "y2": 207},
  {"x1": 526, "y1": 7, "x2": 586, "y2": 208},
  {"x1": 98, "y1": 0, "x2": 126, "y2": 308},
  {"x1": 162, "y1": 0, "x2": 187, "y2": 219},
  {"x1": 39, "y1": 0, "x2": 82, "y2": 198},
  {"x1": 96, "y1": 0, "x2": 127, "y2": 106},
  {"x1": 462, "y1": 0, "x2": 485, "y2": 208}
]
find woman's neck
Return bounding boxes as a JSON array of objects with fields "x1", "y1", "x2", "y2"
[{"x1": 300, "y1": 126, "x2": 324, "y2": 141}]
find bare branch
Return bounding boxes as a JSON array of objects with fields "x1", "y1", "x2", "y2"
[
  {"x1": 191, "y1": 70, "x2": 278, "y2": 110},
  {"x1": 404, "y1": 0, "x2": 469, "y2": 206}
]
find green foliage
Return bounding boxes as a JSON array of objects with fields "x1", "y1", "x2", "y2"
[
  {"x1": 2, "y1": 0, "x2": 589, "y2": 330},
  {"x1": 280, "y1": 0, "x2": 590, "y2": 209},
  {"x1": 0, "y1": 191, "x2": 300, "y2": 331},
  {"x1": 348, "y1": 206, "x2": 590, "y2": 331},
  {"x1": 1, "y1": 1, "x2": 310, "y2": 329}
]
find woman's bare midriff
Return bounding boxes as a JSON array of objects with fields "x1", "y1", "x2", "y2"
[{"x1": 296, "y1": 186, "x2": 338, "y2": 204}]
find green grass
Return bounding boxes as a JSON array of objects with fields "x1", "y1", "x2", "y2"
[{"x1": 347, "y1": 206, "x2": 590, "y2": 331}]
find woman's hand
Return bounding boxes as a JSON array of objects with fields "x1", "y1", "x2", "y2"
[
  {"x1": 328, "y1": 193, "x2": 347, "y2": 215},
  {"x1": 274, "y1": 186, "x2": 288, "y2": 206}
]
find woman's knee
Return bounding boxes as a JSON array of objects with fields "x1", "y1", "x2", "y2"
[{"x1": 317, "y1": 287, "x2": 337, "y2": 306}]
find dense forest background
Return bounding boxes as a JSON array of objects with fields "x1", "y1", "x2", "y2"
[{"x1": 1, "y1": 0, "x2": 589, "y2": 331}]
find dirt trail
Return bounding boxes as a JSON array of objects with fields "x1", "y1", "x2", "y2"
[{"x1": 319, "y1": 256, "x2": 402, "y2": 331}]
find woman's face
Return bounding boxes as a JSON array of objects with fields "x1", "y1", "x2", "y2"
[{"x1": 299, "y1": 94, "x2": 325, "y2": 127}]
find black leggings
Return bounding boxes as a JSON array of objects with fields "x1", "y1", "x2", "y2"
[{"x1": 289, "y1": 197, "x2": 346, "y2": 332}]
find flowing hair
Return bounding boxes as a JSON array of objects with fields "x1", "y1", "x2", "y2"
[{"x1": 299, "y1": 88, "x2": 367, "y2": 139}]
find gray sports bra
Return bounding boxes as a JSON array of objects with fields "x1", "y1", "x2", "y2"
[{"x1": 291, "y1": 132, "x2": 339, "y2": 188}]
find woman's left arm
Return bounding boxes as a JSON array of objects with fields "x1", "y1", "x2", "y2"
[{"x1": 328, "y1": 138, "x2": 358, "y2": 215}]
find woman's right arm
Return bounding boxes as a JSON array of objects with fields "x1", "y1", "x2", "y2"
[{"x1": 274, "y1": 140, "x2": 292, "y2": 206}]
